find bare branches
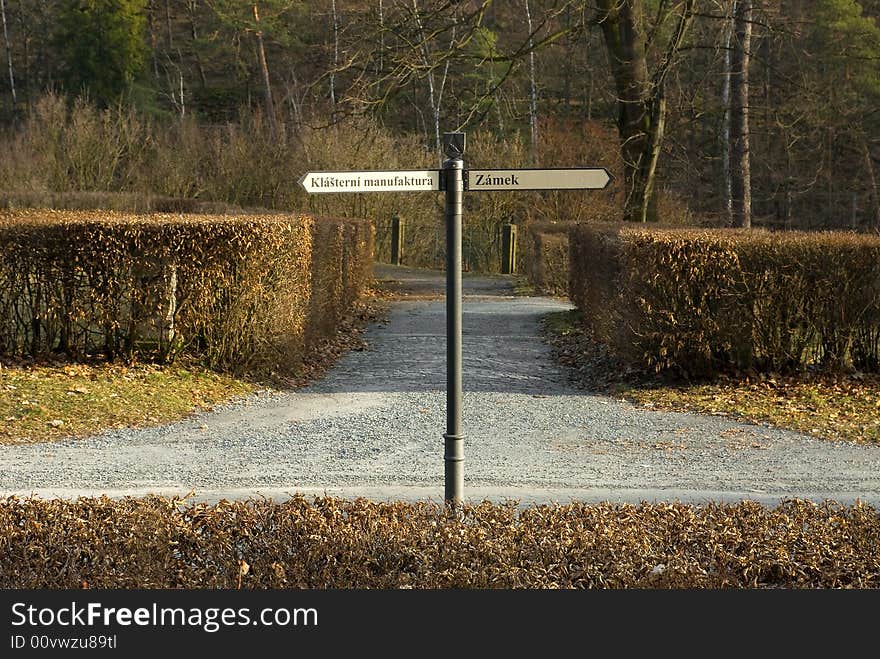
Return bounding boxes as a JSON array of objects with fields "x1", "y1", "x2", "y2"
[{"x1": 0, "y1": 0, "x2": 16, "y2": 108}]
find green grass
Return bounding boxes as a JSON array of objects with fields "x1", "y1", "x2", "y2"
[
  {"x1": 542, "y1": 309, "x2": 880, "y2": 445},
  {"x1": 542, "y1": 308, "x2": 581, "y2": 335},
  {"x1": 0, "y1": 361, "x2": 257, "y2": 445}
]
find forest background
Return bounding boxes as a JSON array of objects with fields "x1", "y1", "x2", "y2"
[{"x1": 0, "y1": 1, "x2": 878, "y2": 270}]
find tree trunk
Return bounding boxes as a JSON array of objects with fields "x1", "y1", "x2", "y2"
[
  {"x1": 285, "y1": 65, "x2": 303, "y2": 128},
  {"x1": 187, "y1": 0, "x2": 207, "y2": 88},
  {"x1": 378, "y1": 0, "x2": 384, "y2": 77},
  {"x1": 164, "y1": 0, "x2": 173, "y2": 49},
  {"x1": 864, "y1": 143, "x2": 880, "y2": 230},
  {"x1": 596, "y1": 0, "x2": 695, "y2": 223},
  {"x1": 524, "y1": 0, "x2": 538, "y2": 152},
  {"x1": 330, "y1": 0, "x2": 339, "y2": 120},
  {"x1": 597, "y1": 0, "x2": 648, "y2": 221},
  {"x1": 1, "y1": 0, "x2": 16, "y2": 108},
  {"x1": 722, "y1": 0, "x2": 736, "y2": 224},
  {"x1": 730, "y1": 0, "x2": 752, "y2": 228},
  {"x1": 17, "y1": 0, "x2": 33, "y2": 105},
  {"x1": 147, "y1": 0, "x2": 160, "y2": 79},
  {"x1": 177, "y1": 67, "x2": 185, "y2": 118},
  {"x1": 412, "y1": 0, "x2": 454, "y2": 165},
  {"x1": 253, "y1": 2, "x2": 278, "y2": 138}
]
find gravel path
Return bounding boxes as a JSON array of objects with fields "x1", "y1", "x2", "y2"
[{"x1": 2, "y1": 264, "x2": 879, "y2": 506}]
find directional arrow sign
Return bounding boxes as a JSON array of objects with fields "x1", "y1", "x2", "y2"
[
  {"x1": 299, "y1": 170, "x2": 440, "y2": 193},
  {"x1": 296, "y1": 131, "x2": 616, "y2": 510},
  {"x1": 466, "y1": 167, "x2": 612, "y2": 191}
]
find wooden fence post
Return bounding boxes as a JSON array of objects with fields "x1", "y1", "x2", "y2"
[
  {"x1": 501, "y1": 223, "x2": 517, "y2": 274},
  {"x1": 391, "y1": 215, "x2": 404, "y2": 265}
]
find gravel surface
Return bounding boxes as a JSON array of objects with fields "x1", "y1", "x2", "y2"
[{"x1": 2, "y1": 264, "x2": 879, "y2": 506}]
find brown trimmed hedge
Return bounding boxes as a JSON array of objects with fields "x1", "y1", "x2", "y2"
[
  {"x1": 307, "y1": 217, "x2": 374, "y2": 344},
  {"x1": 0, "y1": 496, "x2": 877, "y2": 588},
  {"x1": 0, "y1": 210, "x2": 373, "y2": 374},
  {"x1": 569, "y1": 224, "x2": 880, "y2": 377},
  {"x1": 521, "y1": 222, "x2": 571, "y2": 297}
]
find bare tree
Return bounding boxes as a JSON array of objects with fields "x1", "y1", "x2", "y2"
[
  {"x1": 1, "y1": 0, "x2": 16, "y2": 108},
  {"x1": 596, "y1": 0, "x2": 697, "y2": 222},
  {"x1": 253, "y1": 1, "x2": 278, "y2": 137},
  {"x1": 186, "y1": 0, "x2": 208, "y2": 88},
  {"x1": 729, "y1": 0, "x2": 752, "y2": 228},
  {"x1": 329, "y1": 2, "x2": 499, "y2": 138},
  {"x1": 330, "y1": 0, "x2": 339, "y2": 120},
  {"x1": 164, "y1": 54, "x2": 186, "y2": 118},
  {"x1": 524, "y1": 0, "x2": 538, "y2": 152},
  {"x1": 721, "y1": 0, "x2": 736, "y2": 224},
  {"x1": 377, "y1": 0, "x2": 384, "y2": 76},
  {"x1": 411, "y1": 0, "x2": 456, "y2": 164},
  {"x1": 863, "y1": 142, "x2": 880, "y2": 230}
]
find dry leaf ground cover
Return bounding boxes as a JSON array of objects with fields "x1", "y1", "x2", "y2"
[
  {"x1": 543, "y1": 310, "x2": 880, "y2": 445},
  {"x1": 1, "y1": 495, "x2": 877, "y2": 588}
]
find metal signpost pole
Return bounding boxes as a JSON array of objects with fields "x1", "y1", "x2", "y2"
[
  {"x1": 299, "y1": 149, "x2": 611, "y2": 510},
  {"x1": 442, "y1": 132, "x2": 465, "y2": 509}
]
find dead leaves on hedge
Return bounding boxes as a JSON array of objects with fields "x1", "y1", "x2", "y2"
[
  {"x1": 0, "y1": 495, "x2": 877, "y2": 589},
  {"x1": 0, "y1": 210, "x2": 375, "y2": 378},
  {"x1": 568, "y1": 225, "x2": 880, "y2": 377}
]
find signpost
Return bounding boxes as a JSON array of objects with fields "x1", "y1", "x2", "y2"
[
  {"x1": 299, "y1": 132, "x2": 613, "y2": 509},
  {"x1": 298, "y1": 170, "x2": 440, "y2": 193},
  {"x1": 466, "y1": 167, "x2": 611, "y2": 191}
]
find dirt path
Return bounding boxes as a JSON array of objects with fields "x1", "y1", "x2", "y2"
[{"x1": 1, "y1": 263, "x2": 879, "y2": 507}]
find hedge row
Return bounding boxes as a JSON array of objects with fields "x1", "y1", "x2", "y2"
[
  {"x1": 521, "y1": 222, "x2": 571, "y2": 296},
  {"x1": 1, "y1": 496, "x2": 877, "y2": 588},
  {"x1": 308, "y1": 217, "x2": 375, "y2": 343},
  {"x1": 569, "y1": 225, "x2": 880, "y2": 376},
  {"x1": 0, "y1": 210, "x2": 373, "y2": 374}
]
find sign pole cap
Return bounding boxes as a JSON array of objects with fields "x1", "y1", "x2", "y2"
[{"x1": 442, "y1": 132, "x2": 466, "y2": 159}]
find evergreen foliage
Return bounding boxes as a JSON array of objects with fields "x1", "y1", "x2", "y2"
[{"x1": 53, "y1": 0, "x2": 149, "y2": 106}]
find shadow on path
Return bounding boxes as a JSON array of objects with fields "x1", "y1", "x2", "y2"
[{"x1": 318, "y1": 263, "x2": 573, "y2": 394}]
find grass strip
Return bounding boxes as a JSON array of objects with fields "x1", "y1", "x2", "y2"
[{"x1": 0, "y1": 361, "x2": 255, "y2": 445}]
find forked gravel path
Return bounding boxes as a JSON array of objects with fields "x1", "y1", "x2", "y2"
[{"x1": 2, "y1": 264, "x2": 879, "y2": 507}]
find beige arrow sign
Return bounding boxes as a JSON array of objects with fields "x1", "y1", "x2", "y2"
[
  {"x1": 467, "y1": 168, "x2": 612, "y2": 191},
  {"x1": 299, "y1": 170, "x2": 441, "y2": 193}
]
